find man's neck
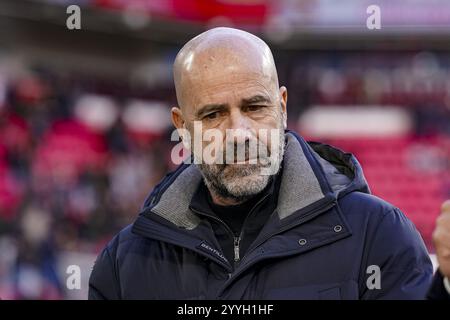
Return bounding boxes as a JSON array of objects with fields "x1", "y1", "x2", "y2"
[
  {"x1": 206, "y1": 178, "x2": 275, "y2": 207},
  {"x1": 208, "y1": 189, "x2": 249, "y2": 206}
]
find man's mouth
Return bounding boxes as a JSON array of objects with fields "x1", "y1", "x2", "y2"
[
  {"x1": 233, "y1": 157, "x2": 259, "y2": 165},
  {"x1": 223, "y1": 156, "x2": 271, "y2": 166}
]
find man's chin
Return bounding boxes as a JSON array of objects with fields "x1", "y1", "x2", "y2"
[
  {"x1": 198, "y1": 162, "x2": 273, "y2": 201},
  {"x1": 221, "y1": 172, "x2": 270, "y2": 197},
  {"x1": 221, "y1": 163, "x2": 264, "y2": 179}
]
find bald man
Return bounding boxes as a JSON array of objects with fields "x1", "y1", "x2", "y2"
[{"x1": 89, "y1": 27, "x2": 433, "y2": 299}]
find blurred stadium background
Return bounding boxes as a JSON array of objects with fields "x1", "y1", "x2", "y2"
[{"x1": 0, "y1": 0, "x2": 449, "y2": 299}]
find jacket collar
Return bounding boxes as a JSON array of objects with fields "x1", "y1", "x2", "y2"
[{"x1": 188, "y1": 166, "x2": 279, "y2": 222}]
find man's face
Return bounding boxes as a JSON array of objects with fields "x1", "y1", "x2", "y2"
[{"x1": 172, "y1": 39, "x2": 287, "y2": 203}]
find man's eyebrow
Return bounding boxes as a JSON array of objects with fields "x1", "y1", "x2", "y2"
[
  {"x1": 195, "y1": 103, "x2": 228, "y2": 118},
  {"x1": 241, "y1": 95, "x2": 272, "y2": 105}
]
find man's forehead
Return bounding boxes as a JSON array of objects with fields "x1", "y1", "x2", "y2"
[
  {"x1": 181, "y1": 44, "x2": 273, "y2": 80},
  {"x1": 174, "y1": 27, "x2": 279, "y2": 111},
  {"x1": 181, "y1": 45, "x2": 276, "y2": 100},
  {"x1": 186, "y1": 75, "x2": 274, "y2": 112}
]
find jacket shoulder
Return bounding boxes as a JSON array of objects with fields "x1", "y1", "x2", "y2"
[
  {"x1": 339, "y1": 191, "x2": 400, "y2": 222},
  {"x1": 339, "y1": 192, "x2": 432, "y2": 299},
  {"x1": 88, "y1": 225, "x2": 149, "y2": 299},
  {"x1": 339, "y1": 191, "x2": 426, "y2": 247},
  {"x1": 105, "y1": 224, "x2": 139, "y2": 252}
]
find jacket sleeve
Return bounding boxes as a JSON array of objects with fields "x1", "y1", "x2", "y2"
[
  {"x1": 360, "y1": 207, "x2": 433, "y2": 300},
  {"x1": 88, "y1": 246, "x2": 121, "y2": 300},
  {"x1": 427, "y1": 270, "x2": 450, "y2": 300}
]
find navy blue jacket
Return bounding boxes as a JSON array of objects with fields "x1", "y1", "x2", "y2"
[{"x1": 89, "y1": 131, "x2": 435, "y2": 299}]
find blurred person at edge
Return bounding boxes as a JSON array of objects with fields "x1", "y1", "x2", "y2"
[
  {"x1": 89, "y1": 27, "x2": 438, "y2": 299},
  {"x1": 12, "y1": 204, "x2": 63, "y2": 299},
  {"x1": 427, "y1": 200, "x2": 450, "y2": 300}
]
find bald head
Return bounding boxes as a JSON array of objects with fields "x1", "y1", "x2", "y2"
[{"x1": 173, "y1": 27, "x2": 280, "y2": 111}]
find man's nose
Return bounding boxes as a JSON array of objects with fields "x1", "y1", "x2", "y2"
[{"x1": 227, "y1": 110, "x2": 252, "y2": 144}]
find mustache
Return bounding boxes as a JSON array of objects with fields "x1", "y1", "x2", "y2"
[{"x1": 217, "y1": 139, "x2": 272, "y2": 164}]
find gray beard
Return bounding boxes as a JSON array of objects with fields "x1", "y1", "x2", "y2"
[{"x1": 197, "y1": 129, "x2": 285, "y2": 203}]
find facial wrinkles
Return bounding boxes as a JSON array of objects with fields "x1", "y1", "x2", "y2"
[
  {"x1": 187, "y1": 60, "x2": 275, "y2": 94},
  {"x1": 174, "y1": 30, "x2": 279, "y2": 110},
  {"x1": 193, "y1": 77, "x2": 276, "y2": 112}
]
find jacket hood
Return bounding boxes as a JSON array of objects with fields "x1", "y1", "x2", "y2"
[{"x1": 137, "y1": 131, "x2": 370, "y2": 231}]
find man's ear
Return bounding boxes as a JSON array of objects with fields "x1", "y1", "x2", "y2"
[
  {"x1": 171, "y1": 107, "x2": 190, "y2": 149},
  {"x1": 279, "y1": 86, "x2": 288, "y2": 129},
  {"x1": 171, "y1": 106, "x2": 184, "y2": 130}
]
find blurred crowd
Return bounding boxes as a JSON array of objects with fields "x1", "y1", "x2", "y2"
[{"x1": 0, "y1": 61, "x2": 175, "y2": 298}]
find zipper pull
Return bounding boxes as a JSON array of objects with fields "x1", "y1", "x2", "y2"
[{"x1": 234, "y1": 237, "x2": 241, "y2": 262}]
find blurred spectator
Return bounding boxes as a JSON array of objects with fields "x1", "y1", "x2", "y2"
[
  {"x1": 0, "y1": 64, "x2": 171, "y2": 298},
  {"x1": 12, "y1": 203, "x2": 62, "y2": 299}
]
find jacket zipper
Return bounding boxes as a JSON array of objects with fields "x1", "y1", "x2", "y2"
[
  {"x1": 233, "y1": 193, "x2": 271, "y2": 264},
  {"x1": 217, "y1": 199, "x2": 338, "y2": 298},
  {"x1": 190, "y1": 192, "x2": 270, "y2": 267},
  {"x1": 233, "y1": 237, "x2": 241, "y2": 262}
]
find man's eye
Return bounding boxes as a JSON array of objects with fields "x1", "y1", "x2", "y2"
[
  {"x1": 205, "y1": 112, "x2": 219, "y2": 120},
  {"x1": 247, "y1": 105, "x2": 264, "y2": 112}
]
